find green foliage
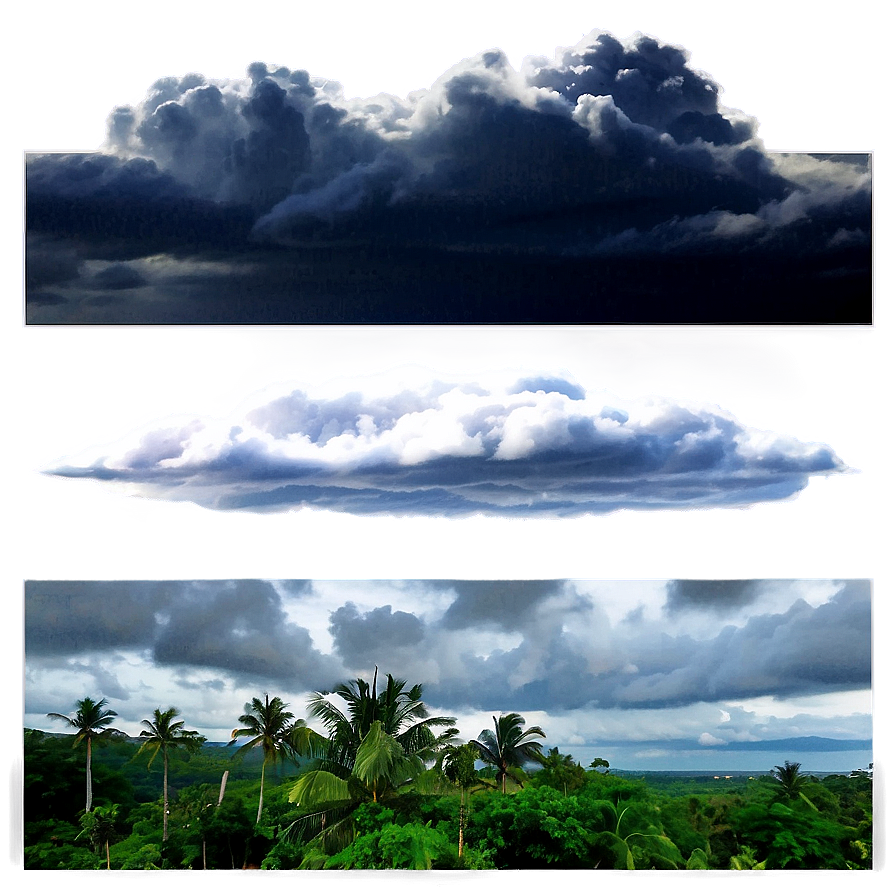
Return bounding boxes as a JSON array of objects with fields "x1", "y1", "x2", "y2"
[
  {"x1": 119, "y1": 843, "x2": 163, "y2": 870},
  {"x1": 308, "y1": 668, "x2": 458, "y2": 775},
  {"x1": 658, "y1": 795, "x2": 712, "y2": 859},
  {"x1": 628, "y1": 832, "x2": 685, "y2": 869},
  {"x1": 771, "y1": 760, "x2": 811, "y2": 803},
  {"x1": 734, "y1": 799, "x2": 852, "y2": 869},
  {"x1": 466, "y1": 786, "x2": 596, "y2": 868},
  {"x1": 686, "y1": 847, "x2": 711, "y2": 869},
  {"x1": 260, "y1": 836, "x2": 306, "y2": 869},
  {"x1": 135, "y1": 707, "x2": 206, "y2": 843},
  {"x1": 229, "y1": 693, "x2": 318, "y2": 826},
  {"x1": 45, "y1": 697, "x2": 125, "y2": 812},
  {"x1": 438, "y1": 742, "x2": 480, "y2": 790},
  {"x1": 325, "y1": 820, "x2": 453, "y2": 869},
  {"x1": 287, "y1": 671, "x2": 457, "y2": 848},
  {"x1": 471, "y1": 713, "x2": 546, "y2": 794},
  {"x1": 593, "y1": 829, "x2": 635, "y2": 869},
  {"x1": 77, "y1": 803, "x2": 120, "y2": 866},
  {"x1": 24, "y1": 819, "x2": 99, "y2": 870},
  {"x1": 534, "y1": 747, "x2": 586, "y2": 794}
]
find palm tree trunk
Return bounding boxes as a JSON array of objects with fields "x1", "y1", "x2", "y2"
[
  {"x1": 105, "y1": 838, "x2": 111, "y2": 870},
  {"x1": 458, "y1": 788, "x2": 465, "y2": 858},
  {"x1": 256, "y1": 758, "x2": 266, "y2": 825},
  {"x1": 85, "y1": 735, "x2": 93, "y2": 812},
  {"x1": 217, "y1": 770, "x2": 229, "y2": 806},
  {"x1": 163, "y1": 749, "x2": 169, "y2": 841}
]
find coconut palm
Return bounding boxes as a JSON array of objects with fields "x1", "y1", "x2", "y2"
[
  {"x1": 307, "y1": 668, "x2": 459, "y2": 772},
  {"x1": 229, "y1": 694, "x2": 323, "y2": 825},
  {"x1": 471, "y1": 712, "x2": 546, "y2": 793},
  {"x1": 287, "y1": 669, "x2": 457, "y2": 848},
  {"x1": 136, "y1": 707, "x2": 206, "y2": 841},
  {"x1": 771, "y1": 760, "x2": 817, "y2": 810},
  {"x1": 77, "y1": 803, "x2": 119, "y2": 869},
  {"x1": 539, "y1": 746, "x2": 585, "y2": 795},
  {"x1": 46, "y1": 696, "x2": 124, "y2": 811},
  {"x1": 436, "y1": 742, "x2": 481, "y2": 857}
]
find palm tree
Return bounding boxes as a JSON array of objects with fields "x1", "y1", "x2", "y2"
[
  {"x1": 287, "y1": 669, "x2": 457, "y2": 847},
  {"x1": 307, "y1": 668, "x2": 458, "y2": 772},
  {"x1": 136, "y1": 707, "x2": 206, "y2": 841},
  {"x1": 540, "y1": 746, "x2": 584, "y2": 796},
  {"x1": 471, "y1": 712, "x2": 546, "y2": 793},
  {"x1": 46, "y1": 696, "x2": 123, "y2": 811},
  {"x1": 229, "y1": 694, "x2": 322, "y2": 825},
  {"x1": 77, "y1": 803, "x2": 119, "y2": 869},
  {"x1": 771, "y1": 760, "x2": 817, "y2": 810},
  {"x1": 436, "y1": 742, "x2": 481, "y2": 857}
]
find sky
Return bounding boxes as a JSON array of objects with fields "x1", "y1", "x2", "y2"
[
  {"x1": 26, "y1": 578, "x2": 872, "y2": 774},
  {"x1": 22, "y1": 7, "x2": 872, "y2": 322},
  {"x1": 2, "y1": 2, "x2": 896, "y2": 770}
]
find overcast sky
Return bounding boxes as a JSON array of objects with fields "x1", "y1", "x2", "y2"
[
  {"x1": 27, "y1": 578, "x2": 871, "y2": 773},
  {"x1": 6, "y1": 4, "x2": 892, "y2": 888}
]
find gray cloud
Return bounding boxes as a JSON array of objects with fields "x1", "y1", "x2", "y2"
[
  {"x1": 329, "y1": 603, "x2": 426, "y2": 668},
  {"x1": 438, "y1": 581, "x2": 566, "y2": 631},
  {"x1": 25, "y1": 580, "x2": 340, "y2": 691},
  {"x1": 25, "y1": 581, "x2": 174, "y2": 656},
  {"x1": 50, "y1": 379, "x2": 845, "y2": 517},
  {"x1": 664, "y1": 580, "x2": 765, "y2": 615},
  {"x1": 25, "y1": 580, "x2": 871, "y2": 758},
  {"x1": 427, "y1": 580, "x2": 872, "y2": 711}
]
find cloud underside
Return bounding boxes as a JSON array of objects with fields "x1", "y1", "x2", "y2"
[
  {"x1": 24, "y1": 580, "x2": 871, "y2": 717},
  {"x1": 25, "y1": 29, "x2": 871, "y2": 323},
  {"x1": 50, "y1": 378, "x2": 843, "y2": 517}
]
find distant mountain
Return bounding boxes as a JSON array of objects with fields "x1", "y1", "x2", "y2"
[{"x1": 716, "y1": 736, "x2": 871, "y2": 753}]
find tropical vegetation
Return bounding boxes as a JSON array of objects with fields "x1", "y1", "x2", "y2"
[
  {"x1": 25, "y1": 677, "x2": 873, "y2": 870},
  {"x1": 46, "y1": 697, "x2": 124, "y2": 812},
  {"x1": 136, "y1": 708, "x2": 206, "y2": 841}
]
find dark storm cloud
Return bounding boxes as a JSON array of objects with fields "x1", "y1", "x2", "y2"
[
  {"x1": 151, "y1": 581, "x2": 340, "y2": 686},
  {"x1": 329, "y1": 603, "x2": 426, "y2": 667},
  {"x1": 25, "y1": 30, "x2": 871, "y2": 323},
  {"x1": 664, "y1": 580, "x2": 765, "y2": 615},
  {"x1": 50, "y1": 379, "x2": 846, "y2": 517},
  {"x1": 25, "y1": 581, "x2": 174, "y2": 656},
  {"x1": 25, "y1": 580, "x2": 340, "y2": 690},
  {"x1": 438, "y1": 581, "x2": 566, "y2": 630}
]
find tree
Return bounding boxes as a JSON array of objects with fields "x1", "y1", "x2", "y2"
[
  {"x1": 307, "y1": 668, "x2": 458, "y2": 772},
  {"x1": 288, "y1": 669, "x2": 457, "y2": 848},
  {"x1": 471, "y1": 713, "x2": 546, "y2": 794},
  {"x1": 771, "y1": 760, "x2": 817, "y2": 810},
  {"x1": 538, "y1": 747, "x2": 585, "y2": 796},
  {"x1": 46, "y1": 696, "x2": 123, "y2": 811},
  {"x1": 77, "y1": 803, "x2": 119, "y2": 869},
  {"x1": 136, "y1": 707, "x2": 206, "y2": 842},
  {"x1": 590, "y1": 757, "x2": 611, "y2": 774},
  {"x1": 229, "y1": 694, "x2": 321, "y2": 826},
  {"x1": 437, "y1": 742, "x2": 482, "y2": 856}
]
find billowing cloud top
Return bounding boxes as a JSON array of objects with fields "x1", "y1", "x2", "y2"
[
  {"x1": 26, "y1": 30, "x2": 871, "y2": 323},
  {"x1": 51, "y1": 377, "x2": 844, "y2": 516}
]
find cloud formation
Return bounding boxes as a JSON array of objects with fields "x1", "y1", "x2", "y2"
[
  {"x1": 50, "y1": 377, "x2": 845, "y2": 517},
  {"x1": 25, "y1": 580, "x2": 871, "y2": 759},
  {"x1": 25, "y1": 30, "x2": 871, "y2": 323},
  {"x1": 25, "y1": 580, "x2": 339, "y2": 690}
]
